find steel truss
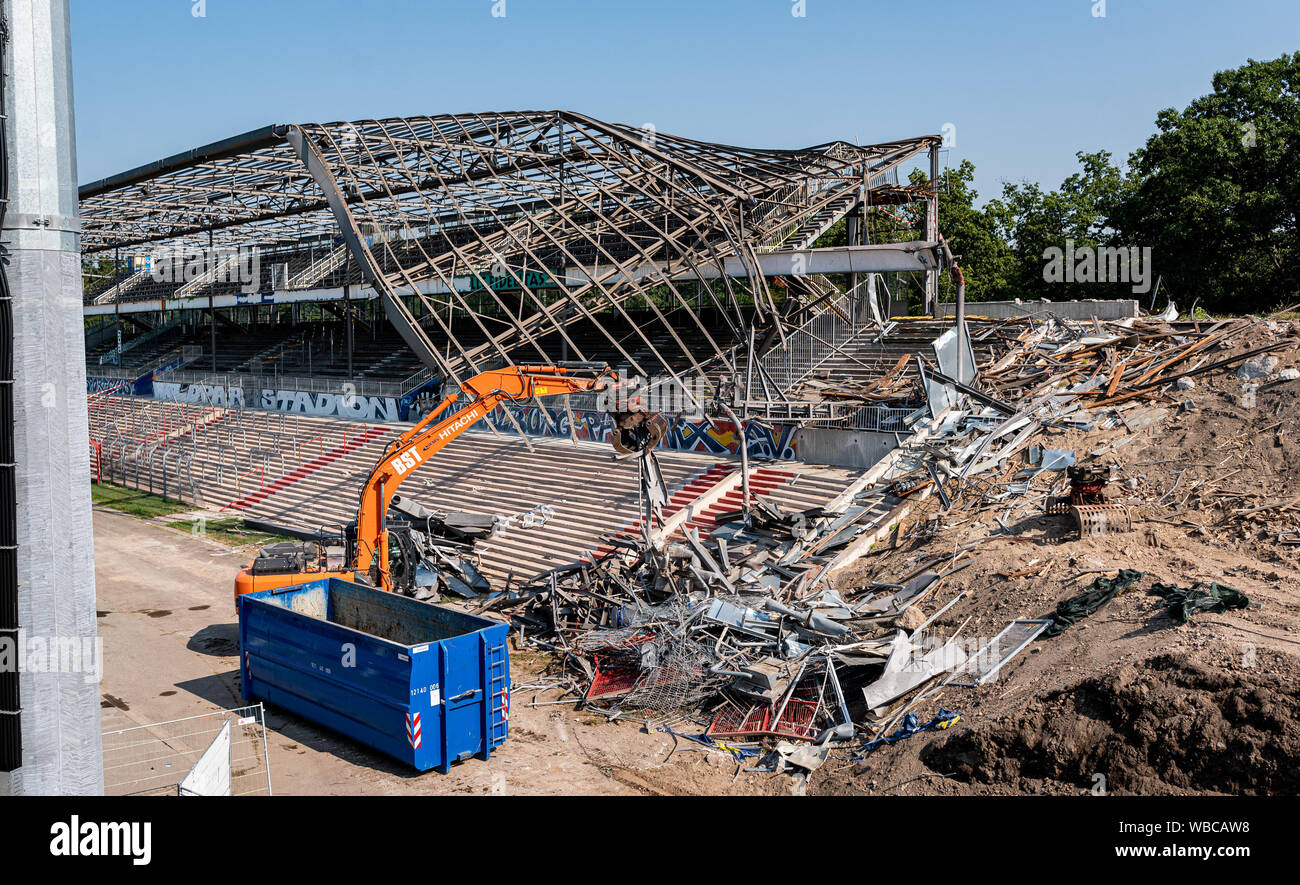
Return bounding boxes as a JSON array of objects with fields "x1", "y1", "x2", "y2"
[{"x1": 81, "y1": 113, "x2": 939, "y2": 388}]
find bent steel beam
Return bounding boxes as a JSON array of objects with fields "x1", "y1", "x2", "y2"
[{"x1": 283, "y1": 124, "x2": 449, "y2": 377}]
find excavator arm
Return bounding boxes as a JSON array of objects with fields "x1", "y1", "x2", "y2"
[
  {"x1": 234, "y1": 360, "x2": 666, "y2": 605},
  {"x1": 353, "y1": 362, "x2": 617, "y2": 590}
]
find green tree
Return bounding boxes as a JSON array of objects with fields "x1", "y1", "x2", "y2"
[
  {"x1": 816, "y1": 160, "x2": 1015, "y2": 305},
  {"x1": 81, "y1": 257, "x2": 117, "y2": 298},
  {"x1": 1111, "y1": 52, "x2": 1300, "y2": 312},
  {"x1": 986, "y1": 150, "x2": 1133, "y2": 302},
  {"x1": 920, "y1": 159, "x2": 1016, "y2": 303}
]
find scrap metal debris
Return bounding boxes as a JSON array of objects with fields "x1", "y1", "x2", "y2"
[{"x1": 459, "y1": 310, "x2": 1292, "y2": 779}]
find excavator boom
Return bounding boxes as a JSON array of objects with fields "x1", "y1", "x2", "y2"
[
  {"x1": 235, "y1": 361, "x2": 663, "y2": 605},
  {"x1": 353, "y1": 363, "x2": 616, "y2": 589}
]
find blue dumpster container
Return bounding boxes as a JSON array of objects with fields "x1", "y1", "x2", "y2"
[{"x1": 239, "y1": 577, "x2": 509, "y2": 772}]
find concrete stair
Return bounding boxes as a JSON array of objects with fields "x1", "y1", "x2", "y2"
[{"x1": 222, "y1": 425, "x2": 387, "y2": 511}]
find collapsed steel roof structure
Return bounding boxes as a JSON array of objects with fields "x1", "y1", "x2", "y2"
[{"x1": 80, "y1": 112, "x2": 942, "y2": 385}]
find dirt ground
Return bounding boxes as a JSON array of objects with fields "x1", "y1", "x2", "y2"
[
  {"x1": 810, "y1": 326, "x2": 1300, "y2": 796},
  {"x1": 92, "y1": 325, "x2": 1300, "y2": 796}
]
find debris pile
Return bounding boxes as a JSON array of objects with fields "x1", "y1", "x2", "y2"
[
  {"x1": 484, "y1": 497, "x2": 916, "y2": 761},
  {"x1": 477, "y1": 310, "x2": 1297, "y2": 780},
  {"x1": 385, "y1": 496, "x2": 498, "y2": 600}
]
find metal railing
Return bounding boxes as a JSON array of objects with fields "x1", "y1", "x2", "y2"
[
  {"x1": 88, "y1": 363, "x2": 141, "y2": 381},
  {"x1": 288, "y1": 243, "x2": 349, "y2": 289},
  {"x1": 755, "y1": 177, "x2": 853, "y2": 252},
  {"x1": 746, "y1": 276, "x2": 881, "y2": 396},
  {"x1": 90, "y1": 345, "x2": 202, "y2": 380},
  {"x1": 92, "y1": 268, "x2": 148, "y2": 304},
  {"x1": 96, "y1": 314, "x2": 185, "y2": 364}
]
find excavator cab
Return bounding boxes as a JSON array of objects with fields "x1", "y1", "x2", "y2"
[{"x1": 235, "y1": 536, "x2": 350, "y2": 605}]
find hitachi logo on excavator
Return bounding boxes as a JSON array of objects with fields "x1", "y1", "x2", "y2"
[{"x1": 438, "y1": 408, "x2": 482, "y2": 442}]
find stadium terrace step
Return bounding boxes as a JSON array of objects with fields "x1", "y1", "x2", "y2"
[
  {"x1": 238, "y1": 429, "x2": 723, "y2": 584},
  {"x1": 87, "y1": 396, "x2": 863, "y2": 589},
  {"x1": 591, "y1": 463, "x2": 863, "y2": 562},
  {"x1": 222, "y1": 424, "x2": 386, "y2": 511}
]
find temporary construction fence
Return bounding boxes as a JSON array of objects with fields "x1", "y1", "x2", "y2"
[{"x1": 101, "y1": 704, "x2": 272, "y2": 796}]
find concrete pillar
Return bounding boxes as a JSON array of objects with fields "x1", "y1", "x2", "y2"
[{"x1": 0, "y1": 0, "x2": 103, "y2": 795}]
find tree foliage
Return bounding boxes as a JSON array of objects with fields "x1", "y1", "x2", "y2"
[
  {"x1": 921, "y1": 160, "x2": 1015, "y2": 302},
  {"x1": 984, "y1": 151, "x2": 1134, "y2": 302},
  {"x1": 894, "y1": 53, "x2": 1300, "y2": 313},
  {"x1": 1110, "y1": 52, "x2": 1300, "y2": 312}
]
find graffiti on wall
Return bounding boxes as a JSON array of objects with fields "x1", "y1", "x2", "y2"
[
  {"x1": 484, "y1": 405, "x2": 798, "y2": 460},
  {"x1": 87, "y1": 372, "x2": 153, "y2": 397},
  {"x1": 155, "y1": 381, "x2": 245, "y2": 407},
  {"x1": 259, "y1": 388, "x2": 399, "y2": 422},
  {"x1": 86, "y1": 377, "x2": 132, "y2": 396},
  {"x1": 397, "y1": 377, "x2": 443, "y2": 422}
]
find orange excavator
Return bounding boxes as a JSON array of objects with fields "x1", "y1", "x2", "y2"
[{"x1": 234, "y1": 362, "x2": 666, "y2": 605}]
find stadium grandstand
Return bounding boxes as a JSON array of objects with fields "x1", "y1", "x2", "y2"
[
  {"x1": 81, "y1": 113, "x2": 948, "y2": 398},
  {"x1": 80, "y1": 112, "x2": 975, "y2": 553}
]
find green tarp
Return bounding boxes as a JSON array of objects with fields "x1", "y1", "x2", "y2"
[
  {"x1": 1150, "y1": 581, "x2": 1253, "y2": 624},
  {"x1": 1041, "y1": 570, "x2": 1254, "y2": 636},
  {"x1": 1042, "y1": 568, "x2": 1144, "y2": 637}
]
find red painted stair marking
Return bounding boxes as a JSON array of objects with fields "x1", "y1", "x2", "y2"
[{"x1": 224, "y1": 424, "x2": 387, "y2": 511}]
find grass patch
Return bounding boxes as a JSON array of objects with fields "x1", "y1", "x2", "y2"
[
  {"x1": 91, "y1": 482, "x2": 192, "y2": 519},
  {"x1": 92, "y1": 483, "x2": 297, "y2": 549},
  {"x1": 165, "y1": 516, "x2": 298, "y2": 549}
]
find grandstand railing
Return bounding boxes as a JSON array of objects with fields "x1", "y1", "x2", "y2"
[
  {"x1": 746, "y1": 275, "x2": 882, "y2": 397},
  {"x1": 86, "y1": 395, "x2": 397, "y2": 519},
  {"x1": 288, "y1": 243, "x2": 349, "y2": 289},
  {"x1": 227, "y1": 466, "x2": 265, "y2": 510},
  {"x1": 90, "y1": 346, "x2": 203, "y2": 380},
  {"x1": 91, "y1": 268, "x2": 149, "y2": 305},
  {"x1": 297, "y1": 435, "x2": 324, "y2": 466},
  {"x1": 97, "y1": 315, "x2": 185, "y2": 365},
  {"x1": 88, "y1": 364, "x2": 141, "y2": 381}
]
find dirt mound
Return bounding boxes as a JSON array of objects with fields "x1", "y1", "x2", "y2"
[{"x1": 921, "y1": 651, "x2": 1300, "y2": 795}]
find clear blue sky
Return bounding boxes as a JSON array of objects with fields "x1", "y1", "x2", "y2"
[{"x1": 69, "y1": 0, "x2": 1299, "y2": 204}]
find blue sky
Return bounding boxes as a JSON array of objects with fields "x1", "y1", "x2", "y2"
[{"x1": 70, "y1": 0, "x2": 1299, "y2": 203}]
